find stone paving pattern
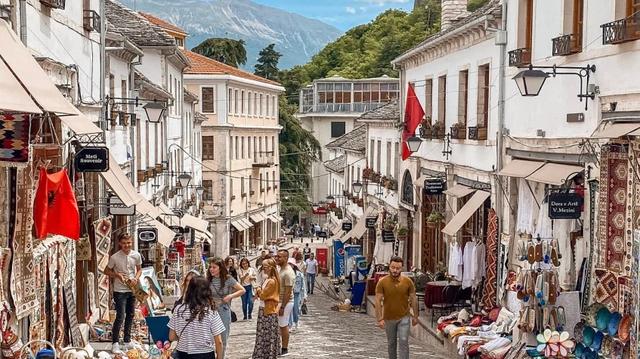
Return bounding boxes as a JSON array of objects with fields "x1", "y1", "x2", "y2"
[{"x1": 225, "y1": 286, "x2": 449, "y2": 358}]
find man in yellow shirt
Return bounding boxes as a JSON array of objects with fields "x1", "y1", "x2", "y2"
[{"x1": 375, "y1": 256, "x2": 419, "y2": 359}]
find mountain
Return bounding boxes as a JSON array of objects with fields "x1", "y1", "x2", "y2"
[{"x1": 118, "y1": 0, "x2": 342, "y2": 70}]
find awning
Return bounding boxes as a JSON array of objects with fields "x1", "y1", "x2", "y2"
[
  {"x1": 0, "y1": 20, "x2": 102, "y2": 134},
  {"x1": 267, "y1": 213, "x2": 281, "y2": 223},
  {"x1": 442, "y1": 190, "x2": 491, "y2": 236},
  {"x1": 101, "y1": 154, "x2": 140, "y2": 207},
  {"x1": 181, "y1": 213, "x2": 209, "y2": 233},
  {"x1": 158, "y1": 203, "x2": 175, "y2": 216},
  {"x1": 250, "y1": 212, "x2": 267, "y2": 223},
  {"x1": 136, "y1": 199, "x2": 163, "y2": 219},
  {"x1": 273, "y1": 214, "x2": 283, "y2": 222},
  {"x1": 444, "y1": 184, "x2": 475, "y2": 198},
  {"x1": 591, "y1": 122, "x2": 640, "y2": 139},
  {"x1": 0, "y1": 60, "x2": 41, "y2": 113},
  {"x1": 328, "y1": 222, "x2": 339, "y2": 234},
  {"x1": 498, "y1": 159, "x2": 545, "y2": 178},
  {"x1": 194, "y1": 231, "x2": 212, "y2": 244},
  {"x1": 240, "y1": 218, "x2": 254, "y2": 229},
  {"x1": 340, "y1": 219, "x2": 367, "y2": 243},
  {"x1": 231, "y1": 219, "x2": 248, "y2": 231},
  {"x1": 146, "y1": 219, "x2": 177, "y2": 247},
  {"x1": 329, "y1": 231, "x2": 345, "y2": 241},
  {"x1": 525, "y1": 163, "x2": 583, "y2": 186}
]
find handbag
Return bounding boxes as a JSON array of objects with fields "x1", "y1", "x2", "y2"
[
  {"x1": 230, "y1": 310, "x2": 238, "y2": 323},
  {"x1": 301, "y1": 303, "x2": 308, "y2": 315}
]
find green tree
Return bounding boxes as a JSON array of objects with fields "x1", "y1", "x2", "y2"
[
  {"x1": 191, "y1": 38, "x2": 247, "y2": 68},
  {"x1": 254, "y1": 44, "x2": 282, "y2": 80},
  {"x1": 278, "y1": 96, "x2": 320, "y2": 214}
]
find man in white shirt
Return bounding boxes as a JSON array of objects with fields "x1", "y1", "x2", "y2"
[
  {"x1": 304, "y1": 253, "x2": 318, "y2": 295},
  {"x1": 104, "y1": 233, "x2": 142, "y2": 354},
  {"x1": 269, "y1": 241, "x2": 278, "y2": 256}
]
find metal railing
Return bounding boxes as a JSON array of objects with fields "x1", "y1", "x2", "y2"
[
  {"x1": 253, "y1": 151, "x2": 275, "y2": 167},
  {"x1": 602, "y1": 13, "x2": 640, "y2": 45},
  {"x1": 508, "y1": 47, "x2": 532, "y2": 67},
  {"x1": 299, "y1": 102, "x2": 390, "y2": 114},
  {"x1": 552, "y1": 33, "x2": 581, "y2": 56}
]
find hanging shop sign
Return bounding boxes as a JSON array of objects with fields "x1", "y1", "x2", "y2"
[
  {"x1": 74, "y1": 147, "x2": 109, "y2": 172},
  {"x1": 169, "y1": 225, "x2": 186, "y2": 234},
  {"x1": 317, "y1": 231, "x2": 327, "y2": 238},
  {"x1": 365, "y1": 217, "x2": 378, "y2": 229},
  {"x1": 382, "y1": 230, "x2": 395, "y2": 243},
  {"x1": 138, "y1": 227, "x2": 157, "y2": 243},
  {"x1": 342, "y1": 222, "x2": 353, "y2": 231},
  {"x1": 108, "y1": 196, "x2": 136, "y2": 216},
  {"x1": 424, "y1": 178, "x2": 446, "y2": 195},
  {"x1": 312, "y1": 206, "x2": 328, "y2": 215},
  {"x1": 548, "y1": 192, "x2": 583, "y2": 219}
]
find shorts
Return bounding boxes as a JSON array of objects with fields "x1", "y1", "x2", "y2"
[{"x1": 277, "y1": 301, "x2": 294, "y2": 327}]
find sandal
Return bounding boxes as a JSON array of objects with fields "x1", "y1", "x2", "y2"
[
  {"x1": 548, "y1": 271, "x2": 558, "y2": 305},
  {"x1": 543, "y1": 240, "x2": 550, "y2": 264},
  {"x1": 551, "y1": 239, "x2": 561, "y2": 267},
  {"x1": 535, "y1": 271, "x2": 545, "y2": 304},
  {"x1": 535, "y1": 242, "x2": 543, "y2": 263},
  {"x1": 556, "y1": 306, "x2": 566, "y2": 331},
  {"x1": 527, "y1": 241, "x2": 536, "y2": 264},
  {"x1": 516, "y1": 270, "x2": 526, "y2": 300}
]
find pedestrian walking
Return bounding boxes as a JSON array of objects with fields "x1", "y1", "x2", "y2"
[
  {"x1": 225, "y1": 256, "x2": 239, "y2": 281},
  {"x1": 374, "y1": 256, "x2": 419, "y2": 359},
  {"x1": 252, "y1": 258, "x2": 281, "y2": 359},
  {"x1": 269, "y1": 241, "x2": 278, "y2": 256},
  {"x1": 304, "y1": 253, "x2": 318, "y2": 295},
  {"x1": 168, "y1": 276, "x2": 225, "y2": 359},
  {"x1": 207, "y1": 257, "x2": 246, "y2": 356},
  {"x1": 302, "y1": 244, "x2": 311, "y2": 261},
  {"x1": 288, "y1": 259, "x2": 307, "y2": 331},
  {"x1": 255, "y1": 250, "x2": 267, "y2": 270},
  {"x1": 294, "y1": 252, "x2": 306, "y2": 274},
  {"x1": 104, "y1": 233, "x2": 142, "y2": 354},
  {"x1": 238, "y1": 257, "x2": 257, "y2": 320},
  {"x1": 275, "y1": 250, "x2": 295, "y2": 356}
]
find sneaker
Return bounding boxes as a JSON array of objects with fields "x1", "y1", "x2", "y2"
[
  {"x1": 111, "y1": 343, "x2": 123, "y2": 354},
  {"x1": 279, "y1": 348, "x2": 289, "y2": 356}
]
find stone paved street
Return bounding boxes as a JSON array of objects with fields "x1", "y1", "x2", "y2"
[{"x1": 225, "y1": 280, "x2": 449, "y2": 358}]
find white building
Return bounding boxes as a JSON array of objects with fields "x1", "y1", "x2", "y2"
[
  {"x1": 297, "y1": 75, "x2": 400, "y2": 204},
  {"x1": 392, "y1": 0, "x2": 503, "y2": 271},
  {"x1": 184, "y1": 50, "x2": 285, "y2": 257}
]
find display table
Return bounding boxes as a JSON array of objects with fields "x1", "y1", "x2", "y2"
[{"x1": 423, "y1": 280, "x2": 465, "y2": 308}]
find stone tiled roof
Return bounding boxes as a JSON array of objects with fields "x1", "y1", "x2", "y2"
[
  {"x1": 356, "y1": 100, "x2": 399, "y2": 122},
  {"x1": 323, "y1": 155, "x2": 346, "y2": 174},
  {"x1": 184, "y1": 88, "x2": 198, "y2": 103},
  {"x1": 134, "y1": 70, "x2": 173, "y2": 100},
  {"x1": 182, "y1": 50, "x2": 281, "y2": 86},
  {"x1": 106, "y1": 0, "x2": 176, "y2": 47},
  {"x1": 139, "y1": 12, "x2": 187, "y2": 35},
  {"x1": 326, "y1": 125, "x2": 367, "y2": 152}
]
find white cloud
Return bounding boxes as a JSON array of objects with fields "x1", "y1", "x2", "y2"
[{"x1": 345, "y1": 6, "x2": 357, "y2": 14}]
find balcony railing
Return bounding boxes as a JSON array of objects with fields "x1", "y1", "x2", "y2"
[
  {"x1": 602, "y1": 13, "x2": 640, "y2": 45},
  {"x1": 83, "y1": 10, "x2": 101, "y2": 32},
  {"x1": 299, "y1": 102, "x2": 392, "y2": 114},
  {"x1": 468, "y1": 126, "x2": 487, "y2": 141},
  {"x1": 253, "y1": 151, "x2": 275, "y2": 167},
  {"x1": 508, "y1": 47, "x2": 532, "y2": 67},
  {"x1": 40, "y1": 0, "x2": 65, "y2": 9},
  {"x1": 552, "y1": 33, "x2": 581, "y2": 56}
]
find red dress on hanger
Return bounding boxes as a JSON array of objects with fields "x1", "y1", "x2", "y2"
[{"x1": 33, "y1": 168, "x2": 80, "y2": 240}]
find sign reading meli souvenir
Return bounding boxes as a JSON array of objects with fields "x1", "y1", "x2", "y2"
[
  {"x1": 74, "y1": 147, "x2": 109, "y2": 172},
  {"x1": 548, "y1": 192, "x2": 583, "y2": 219},
  {"x1": 424, "y1": 178, "x2": 445, "y2": 195},
  {"x1": 365, "y1": 217, "x2": 377, "y2": 229},
  {"x1": 342, "y1": 222, "x2": 353, "y2": 231}
]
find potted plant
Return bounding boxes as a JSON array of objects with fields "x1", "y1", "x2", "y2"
[
  {"x1": 426, "y1": 210, "x2": 445, "y2": 228},
  {"x1": 419, "y1": 116, "x2": 432, "y2": 139},
  {"x1": 450, "y1": 123, "x2": 466, "y2": 139},
  {"x1": 385, "y1": 178, "x2": 398, "y2": 191},
  {"x1": 396, "y1": 226, "x2": 408, "y2": 241},
  {"x1": 371, "y1": 171, "x2": 381, "y2": 183},
  {"x1": 432, "y1": 120, "x2": 445, "y2": 139},
  {"x1": 363, "y1": 167, "x2": 373, "y2": 180},
  {"x1": 383, "y1": 218, "x2": 396, "y2": 231}
]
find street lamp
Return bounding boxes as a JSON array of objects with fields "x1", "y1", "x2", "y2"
[
  {"x1": 178, "y1": 173, "x2": 192, "y2": 188},
  {"x1": 196, "y1": 186, "x2": 205, "y2": 197},
  {"x1": 352, "y1": 181, "x2": 363, "y2": 195},
  {"x1": 407, "y1": 136, "x2": 423, "y2": 153},
  {"x1": 512, "y1": 68, "x2": 548, "y2": 97},
  {"x1": 143, "y1": 101, "x2": 167, "y2": 123}
]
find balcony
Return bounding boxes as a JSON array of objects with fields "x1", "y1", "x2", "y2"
[
  {"x1": 252, "y1": 151, "x2": 275, "y2": 167},
  {"x1": 602, "y1": 14, "x2": 640, "y2": 45},
  {"x1": 508, "y1": 48, "x2": 532, "y2": 67},
  {"x1": 83, "y1": 10, "x2": 101, "y2": 32},
  {"x1": 552, "y1": 34, "x2": 581, "y2": 56},
  {"x1": 40, "y1": 0, "x2": 65, "y2": 9},
  {"x1": 299, "y1": 102, "x2": 390, "y2": 114}
]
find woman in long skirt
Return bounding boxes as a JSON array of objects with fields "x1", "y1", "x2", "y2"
[{"x1": 253, "y1": 258, "x2": 281, "y2": 359}]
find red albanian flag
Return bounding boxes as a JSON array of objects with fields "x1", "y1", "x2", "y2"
[
  {"x1": 33, "y1": 168, "x2": 80, "y2": 240},
  {"x1": 402, "y1": 83, "x2": 425, "y2": 160}
]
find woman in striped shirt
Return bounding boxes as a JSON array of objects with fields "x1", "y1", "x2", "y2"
[{"x1": 168, "y1": 276, "x2": 226, "y2": 359}]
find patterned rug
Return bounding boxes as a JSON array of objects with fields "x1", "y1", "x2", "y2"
[
  {"x1": 594, "y1": 269, "x2": 618, "y2": 310},
  {"x1": 481, "y1": 208, "x2": 498, "y2": 309},
  {"x1": 94, "y1": 216, "x2": 112, "y2": 321},
  {"x1": 9, "y1": 167, "x2": 38, "y2": 319},
  {"x1": 0, "y1": 114, "x2": 30, "y2": 167}
]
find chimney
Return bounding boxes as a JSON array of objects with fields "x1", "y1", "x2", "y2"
[{"x1": 441, "y1": 0, "x2": 469, "y2": 30}]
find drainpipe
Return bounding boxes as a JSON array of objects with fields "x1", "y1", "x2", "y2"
[
  {"x1": 18, "y1": 0, "x2": 25, "y2": 44},
  {"x1": 495, "y1": 0, "x2": 508, "y2": 305}
]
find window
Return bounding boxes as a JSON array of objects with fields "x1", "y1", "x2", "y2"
[
  {"x1": 518, "y1": 0, "x2": 534, "y2": 49},
  {"x1": 266, "y1": 95, "x2": 270, "y2": 116},
  {"x1": 272, "y1": 170, "x2": 276, "y2": 188},
  {"x1": 203, "y1": 180, "x2": 213, "y2": 200},
  {"x1": 458, "y1": 70, "x2": 468, "y2": 127},
  {"x1": 370, "y1": 139, "x2": 375, "y2": 168},
  {"x1": 241, "y1": 177, "x2": 245, "y2": 196},
  {"x1": 248, "y1": 91, "x2": 252, "y2": 115},
  {"x1": 271, "y1": 136, "x2": 275, "y2": 156},
  {"x1": 394, "y1": 142, "x2": 399, "y2": 178},
  {"x1": 386, "y1": 142, "x2": 392, "y2": 176},
  {"x1": 234, "y1": 90, "x2": 239, "y2": 114},
  {"x1": 330, "y1": 122, "x2": 346, "y2": 138},
  {"x1": 230, "y1": 179, "x2": 234, "y2": 199},
  {"x1": 235, "y1": 136, "x2": 239, "y2": 159},
  {"x1": 248, "y1": 137, "x2": 252, "y2": 159},
  {"x1": 203, "y1": 136, "x2": 214, "y2": 160},
  {"x1": 260, "y1": 173, "x2": 264, "y2": 192},
  {"x1": 259, "y1": 137, "x2": 263, "y2": 156},
  {"x1": 272, "y1": 96, "x2": 276, "y2": 117},
  {"x1": 477, "y1": 64, "x2": 490, "y2": 128},
  {"x1": 249, "y1": 175, "x2": 253, "y2": 193},
  {"x1": 202, "y1": 87, "x2": 215, "y2": 113},
  {"x1": 266, "y1": 172, "x2": 270, "y2": 191},
  {"x1": 627, "y1": 0, "x2": 640, "y2": 16},
  {"x1": 376, "y1": 140, "x2": 382, "y2": 172},
  {"x1": 174, "y1": 78, "x2": 178, "y2": 114},
  {"x1": 572, "y1": 0, "x2": 584, "y2": 42},
  {"x1": 228, "y1": 88, "x2": 233, "y2": 113},
  {"x1": 241, "y1": 137, "x2": 245, "y2": 159},
  {"x1": 259, "y1": 94, "x2": 263, "y2": 116},
  {"x1": 254, "y1": 93, "x2": 258, "y2": 116},
  {"x1": 437, "y1": 75, "x2": 447, "y2": 125},
  {"x1": 424, "y1": 79, "x2": 433, "y2": 123},
  {"x1": 230, "y1": 136, "x2": 234, "y2": 160},
  {"x1": 254, "y1": 137, "x2": 257, "y2": 158},
  {"x1": 241, "y1": 90, "x2": 245, "y2": 114}
]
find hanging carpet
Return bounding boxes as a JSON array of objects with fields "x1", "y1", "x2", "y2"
[
  {"x1": 481, "y1": 208, "x2": 498, "y2": 309},
  {"x1": 93, "y1": 216, "x2": 112, "y2": 321},
  {"x1": 0, "y1": 114, "x2": 30, "y2": 167}
]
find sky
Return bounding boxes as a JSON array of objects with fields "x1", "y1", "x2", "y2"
[{"x1": 252, "y1": 0, "x2": 414, "y2": 31}]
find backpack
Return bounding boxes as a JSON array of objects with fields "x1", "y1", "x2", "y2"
[{"x1": 293, "y1": 271, "x2": 304, "y2": 294}]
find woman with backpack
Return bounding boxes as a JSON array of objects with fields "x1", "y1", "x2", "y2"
[
  {"x1": 288, "y1": 258, "x2": 307, "y2": 331},
  {"x1": 168, "y1": 276, "x2": 225, "y2": 359}
]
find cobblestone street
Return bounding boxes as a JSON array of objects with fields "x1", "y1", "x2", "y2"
[{"x1": 225, "y1": 282, "x2": 448, "y2": 358}]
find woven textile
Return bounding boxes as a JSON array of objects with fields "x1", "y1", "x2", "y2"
[
  {"x1": 94, "y1": 216, "x2": 112, "y2": 321},
  {"x1": 9, "y1": 167, "x2": 38, "y2": 319},
  {"x1": 0, "y1": 114, "x2": 30, "y2": 166},
  {"x1": 481, "y1": 208, "x2": 498, "y2": 309},
  {"x1": 594, "y1": 269, "x2": 618, "y2": 310}
]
